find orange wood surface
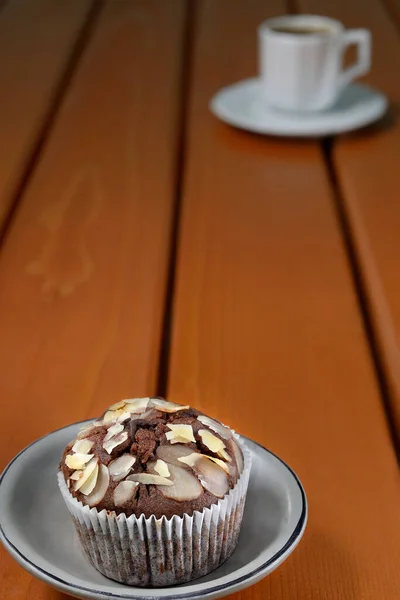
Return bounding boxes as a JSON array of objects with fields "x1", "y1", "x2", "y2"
[
  {"x1": 0, "y1": 0, "x2": 96, "y2": 233},
  {"x1": 0, "y1": 0, "x2": 186, "y2": 596},
  {"x1": 298, "y1": 0, "x2": 400, "y2": 438},
  {"x1": 1, "y1": 1, "x2": 399, "y2": 599},
  {"x1": 168, "y1": 1, "x2": 400, "y2": 598}
]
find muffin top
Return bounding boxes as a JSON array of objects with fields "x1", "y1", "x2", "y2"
[{"x1": 60, "y1": 398, "x2": 244, "y2": 519}]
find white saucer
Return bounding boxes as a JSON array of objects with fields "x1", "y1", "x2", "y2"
[
  {"x1": 210, "y1": 78, "x2": 388, "y2": 137},
  {"x1": 0, "y1": 421, "x2": 307, "y2": 600}
]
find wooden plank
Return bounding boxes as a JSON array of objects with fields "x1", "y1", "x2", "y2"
[
  {"x1": 0, "y1": 0, "x2": 186, "y2": 458},
  {"x1": 168, "y1": 1, "x2": 400, "y2": 598},
  {"x1": 0, "y1": 0, "x2": 97, "y2": 233},
  {"x1": 297, "y1": 0, "x2": 400, "y2": 439},
  {"x1": 0, "y1": 0, "x2": 186, "y2": 596}
]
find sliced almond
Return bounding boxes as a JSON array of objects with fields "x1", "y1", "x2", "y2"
[
  {"x1": 104, "y1": 422, "x2": 124, "y2": 442},
  {"x1": 199, "y1": 429, "x2": 232, "y2": 462},
  {"x1": 179, "y1": 452, "x2": 232, "y2": 476},
  {"x1": 85, "y1": 463, "x2": 110, "y2": 507},
  {"x1": 108, "y1": 400, "x2": 128, "y2": 411},
  {"x1": 217, "y1": 448, "x2": 232, "y2": 462},
  {"x1": 103, "y1": 408, "x2": 126, "y2": 424},
  {"x1": 74, "y1": 457, "x2": 98, "y2": 492},
  {"x1": 77, "y1": 421, "x2": 101, "y2": 439},
  {"x1": 103, "y1": 410, "x2": 116, "y2": 424},
  {"x1": 156, "y1": 444, "x2": 197, "y2": 466},
  {"x1": 197, "y1": 458, "x2": 229, "y2": 498},
  {"x1": 198, "y1": 429, "x2": 225, "y2": 453},
  {"x1": 77, "y1": 423, "x2": 93, "y2": 437},
  {"x1": 206, "y1": 456, "x2": 232, "y2": 474},
  {"x1": 72, "y1": 439, "x2": 94, "y2": 454},
  {"x1": 80, "y1": 463, "x2": 99, "y2": 495},
  {"x1": 158, "y1": 464, "x2": 203, "y2": 501},
  {"x1": 108, "y1": 454, "x2": 136, "y2": 481},
  {"x1": 166, "y1": 424, "x2": 195, "y2": 444},
  {"x1": 130, "y1": 409, "x2": 155, "y2": 421},
  {"x1": 114, "y1": 480, "x2": 138, "y2": 506},
  {"x1": 149, "y1": 399, "x2": 190, "y2": 413},
  {"x1": 197, "y1": 415, "x2": 232, "y2": 440},
  {"x1": 70, "y1": 471, "x2": 83, "y2": 481},
  {"x1": 229, "y1": 439, "x2": 244, "y2": 474},
  {"x1": 65, "y1": 453, "x2": 94, "y2": 470},
  {"x1": 154, "y1": 459, "x2": 170, "y2": 478},
  {"x1": 116, "y1": 411, "x2": 131, "y2": 423},
  {"x1": 166, "y1": 435, "x2": 192, "y2": 445},
  {"x1": 124, "y1": 397, "x2": 150, "y2": 414},
  {"x1": 127, "y1": 473, "x2": 173, "y2": 486},
  {"x1": 103, "y1": 431, "x2": 128, "y2": 454},
  {"x1": 177, "y1": 453, "x2": 201, "y2": 468},
  {"x1": 147, "y1": 460, "x2": 160, "y2": 475},
  {"x1": 179, "y1": 453, "x2": 228, "y2": 498}
]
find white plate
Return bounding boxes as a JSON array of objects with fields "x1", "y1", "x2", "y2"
[
  {"x1": 210, "y1": 77, "x2": 388, "y2": 137},
  {"x1": 0, "y1": 421, "x2": 307, "y2": 600}
]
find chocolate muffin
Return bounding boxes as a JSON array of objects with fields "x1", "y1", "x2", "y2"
[{"x1": 58, "y1": 397, "x2": 251, "y2": 587}]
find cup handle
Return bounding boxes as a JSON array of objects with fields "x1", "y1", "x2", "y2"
[{"x1": 339, "y1": 29, "x2": 371, "y2": 89}]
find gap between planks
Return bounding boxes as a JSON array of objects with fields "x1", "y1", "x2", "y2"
[
  {"x1": 285, "y1": 0, "x2": 400, "y2": 461},
  {"x1": 156, "y1": 0, "x2": 196, "y2": 398},
  {"x1": 321, "y1": 138, "x2": 400, "y2": 463},
  {"x1": 0, "y1": 0, "x2": 102, "y2": 246}
]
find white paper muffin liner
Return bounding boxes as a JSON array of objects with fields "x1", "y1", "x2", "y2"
[{"x1": 58, "y1": 435, "x2": 251, "y2": 587}]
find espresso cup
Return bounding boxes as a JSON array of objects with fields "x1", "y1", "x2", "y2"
[{"x1": 258, "y1": 15, "x2": 371, "y2": 112}]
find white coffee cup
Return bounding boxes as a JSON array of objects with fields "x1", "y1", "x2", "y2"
[{"x1": 258, "y1": 15, "x2": 371, "y2": 112}]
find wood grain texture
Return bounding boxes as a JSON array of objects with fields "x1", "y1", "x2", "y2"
[
  {"x1": 0, "y1": 0, "x2": 96, "y2": 233},
  {"x1": 0, "y1": 0, "x2": 186, "y2": 460},
  {"x1": 0, "y1": 0, "x2": 186, "y2": 597},
  {"x1": 168, "y1": 1, "x2": 400, "y2": 598},
  {"x1": 298, "y1": 0, "x2": 400, "y2": 438}
]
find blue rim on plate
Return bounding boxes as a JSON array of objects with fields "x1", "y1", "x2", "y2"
[{"x1": 0, "y1": 421, "x2": 307, "y2": 599}]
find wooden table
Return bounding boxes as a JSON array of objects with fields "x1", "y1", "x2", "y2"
[{"x1": 0, "y1": 1, "x2": 399, "y2": 598}]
